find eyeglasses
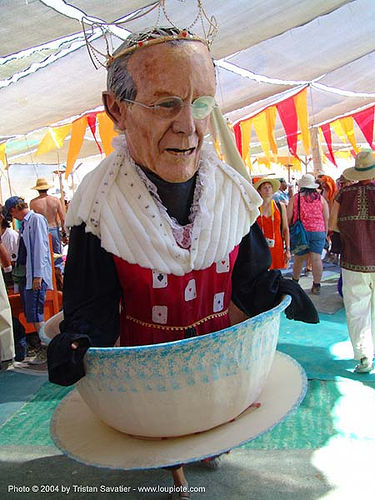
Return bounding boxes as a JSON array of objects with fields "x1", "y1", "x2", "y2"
[{"x1": 122, "y1": 95, "x2": 216, "y2": 120}]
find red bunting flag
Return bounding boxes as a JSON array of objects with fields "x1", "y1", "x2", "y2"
[
  {"x1": 276, "y1": 97, "x2": 299, "y2": 157},
  {"x1": 87, "y1": 113, "x2": 103, "y2": 154},
  {"x1": 320, "y1": 124, "x2": 338, "y2": 167},
  {"x1": 233, "y1": 123, "x2": 242, "y2": 157},
  {"x1": 353, "y1": 106, "x2": 375, "y2": 150}
]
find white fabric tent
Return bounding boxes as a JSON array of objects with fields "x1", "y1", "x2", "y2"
[{"x1": 1, "y1": 0, "x2": 375, "y2": 164}]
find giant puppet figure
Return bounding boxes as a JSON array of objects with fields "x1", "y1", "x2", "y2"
[{"x1": 47, "y1": 27, "x2": 317, "y2": 498}]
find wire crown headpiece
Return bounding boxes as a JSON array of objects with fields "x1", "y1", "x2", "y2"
[{"x1": 81, "y1": 0, "x2": 218, "y2": 70}]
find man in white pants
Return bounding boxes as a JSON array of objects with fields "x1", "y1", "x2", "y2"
[{"x1": 330, "y1": 150, "x2": 375, "y2": 373}]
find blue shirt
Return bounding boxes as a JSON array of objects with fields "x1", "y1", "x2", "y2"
[
  {"x1": 273, "y1": 190, "x2": 289, "y2": 204},
  {"x1": 20, "y1": 210, "x2": 53, "y2": 290}
]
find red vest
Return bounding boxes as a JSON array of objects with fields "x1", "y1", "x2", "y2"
[{"x1": 113, "y1": 246, "x2": 239, "y2": 346}]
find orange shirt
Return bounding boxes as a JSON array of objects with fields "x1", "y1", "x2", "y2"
[{"x1": 257, "y1": 201, "x2": 286, "y2": 270}]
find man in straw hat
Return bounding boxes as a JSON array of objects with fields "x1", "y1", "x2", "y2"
[
  {"x1": 47, "y1": 26, "x2": 318, "y2": 496},
  {"x1": 330, "y1": 150, "x2": 375, "y2": 373},
  {"x1": 30, "y1": 178, "x2": 66, "y2": 290}
]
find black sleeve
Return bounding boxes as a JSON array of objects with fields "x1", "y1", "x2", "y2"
[
  {"x1": 232, "y1": 222, "x2": 319, "y2": 323},
  {"x1": 47, "y1": 223, "x2": 122, "y2": 386}
]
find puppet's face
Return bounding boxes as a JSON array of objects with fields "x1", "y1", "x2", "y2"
[{"x1": 117, "y1": 42, "x2": 216, "y2": 183}]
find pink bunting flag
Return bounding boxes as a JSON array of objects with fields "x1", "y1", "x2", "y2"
[
  {"x1": 276, "y1": 97, "x2": 299, "y2": 157},
  {"x1": 320, "y1": 124, "x2": 338, "y2": 167},
  {"x1": 87, "y1": 113, "x2": 103, "y2": 154},
  {"x1": 233, "y1": 123, "x2": 242, "y2": 157},
  {"x1": 353, "y1": 106, "x2": 375, "y2": 150}
]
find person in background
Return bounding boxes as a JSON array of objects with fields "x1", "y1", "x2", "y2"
[
  {"x1": 273, "y1": 177, "x2": 290, "y2": 204},
  {"x1": 30, "y1": 178, "x2": 66, "y2": 290},
  {"x1": 0, "y1": 272, "x2": 14, "y2": 371},
  {"x1": 254, "y1": 177, "x2": 290, "y2": 270},
  {"x1": 0, "y1": 207, "x2": 18, "y2": 266},
  {"x1": 3, "y1": 196, "x2": 52, "y2": 368},
  {"x1": 329, "y1": 150, "x2": 375, "y2": 373},
  {"x1": 287, "y1": 174, "x2": 329, "y2": 295}
]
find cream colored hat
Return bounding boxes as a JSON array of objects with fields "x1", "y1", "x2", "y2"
[
  {"x1": 50, "y1": 352, "x2": 307, "y2": 470},
  {"x1": 298, "y1": 174, "x2": 319, "y2": 189},
  {"x1": 343, "y1": 150, "x2": 375, "y2": 181},
  {"x1": 32, "y1": 178, "x2": 52, "y2": 190},
  {"x1": 253, "y1": 177, "x2": 280, "y2": 193}
]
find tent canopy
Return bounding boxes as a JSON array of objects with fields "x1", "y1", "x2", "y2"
[{"x1": 1, "y1": 0, "x2": 375, "y2": 163}]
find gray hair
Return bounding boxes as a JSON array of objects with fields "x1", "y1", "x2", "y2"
[{"x1": 106, "y1": 27, "x2": 213, "y2": 101}]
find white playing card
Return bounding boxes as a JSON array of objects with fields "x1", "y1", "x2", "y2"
[
  {"x1": 184, "y1": 279, "x2": 197, "y2": 301},
  {"x1": 152, "y1": 305, "x2": 168, "y2": 324},
  {"x1": 213, "y1": 292, "x2": 225, "y2": 312},
  {"x1": 152, "y1": 270, "x2": 168, "y2": 288},
  {"x1": 216, "y1": 256, "x2": 230, "y2": 273}
]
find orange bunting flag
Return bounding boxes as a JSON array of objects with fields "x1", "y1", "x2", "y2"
[
  {"x1": 320, "y1": 124, "x2": 337, "y2": 167},
  {"x1": 339, "y1": 116, "x2": 359, "y2": 153},
  {"x1": 276, "y1": 97, "x2": 299, "y2": 157},
  {"x1": 294, "y1": 88, "x2": 311, "y2": 155},
  {"x1": 36, "y1": 124, "x2": 71, "y2": 156},
  {"x1": 353, "y1": 106, "x2": 375, "y2": 150},
  {"x1": 65, "y1": 116, "x2": 87, "y2": 178},
  {"x1": 97, "y1": 112, "x2": 118, "y2": 156},
  {"x1": 240, "y1": 119, "x2": 252, "y2": 163}
]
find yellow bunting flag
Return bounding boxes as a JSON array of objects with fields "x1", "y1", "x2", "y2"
[
  {"x1": 97, "y1": 112, "x2": 117, "y2": 156},
  {"x1": 0, "y1": 142, "x2": 6, "y2": 168},
  {"x1": 331, "y1": 120, "x2": 348, "y2": 145},
  {"x1": 36, "y1": 124, "x2": 71, "y2": 156},
  {"x1": 240, "y1": 119, "x2": 252, "y2": 163},
  {"x1": 252, "y1": 111, "x2": 272, "y2": 165},
  {"x1": 294, "y1": 89, "x2": 311, "y2": 155},
  {"x1": 265, "y1": 107, "x2": 278, "y2": 155},
  {"x1": 339, "y1": 116, "x2": 359, "y2": 153},
  {"x1": 65, "y1": 116, "x2": 87, "y2": 178}
]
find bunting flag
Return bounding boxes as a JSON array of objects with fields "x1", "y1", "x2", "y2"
[
  {"x1": 0, "y1": 143, "x2": 6, "y2": 168},
  {"x1": 294, "y1": 89, "x2": 311, "y2": 155},
  {"x1": 353, "y1": 106, "x2": 375, "y2": 150},
  {"x1": 266, "y1": 107, "x2": 278, "y2": 155},
  {"x1": 253, "y1": 111, "x2": 272, "y2": 165},
  {"x1": 98, "y1": 112, "x2": 117, "y2": 156},
  {"x1": 87, "y1": 113, "x2": 103, "y2": 154},
  {"x1": 339, "y1": 116, "x2": 359, "y2": 153},
  {"x1": 330, "y1": 119, "x2": 348, "y2": 146},
  {"x1": 276, "y1": 97, "x2": 299, "y2": 157},
  {"x1": 65, "y1": 116, "x2": 87, "y2": 178},
  {"x1": 36, "y1": 123, "x2": 71, "y2": 156},
  {"x1": 233, "y1": 123, "x2": 242, "y2": 157},
  {"x1": 320, "y1": 123, "x2": 337, "y2": 167},
  {"x1": 240, "y1": 119, "x2": 252, "y2": 164}
]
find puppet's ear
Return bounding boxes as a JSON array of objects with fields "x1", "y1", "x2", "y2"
[{"x1": 102, "y1": 91, "x2": 127, "y2": 131}]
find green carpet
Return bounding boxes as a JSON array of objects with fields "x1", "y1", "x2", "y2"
[
  {"x1": 277, "y1": 308, "x2": 375, "y2": 382},
  {"x1": 3, "y1": 378, "x2": 372, "y2": 451},
  {"x1": 0, "y1": 382, "x2": 72, "y2": 446}
]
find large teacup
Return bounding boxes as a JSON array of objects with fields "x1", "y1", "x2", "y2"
[{"x1": 45, "y1": 295, "x2": 291, "y2": 438}]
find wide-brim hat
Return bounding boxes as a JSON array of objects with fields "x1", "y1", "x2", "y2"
[
  {"x1": 31, "y1": 177, "x2": 52, "y2": 190},
  {"x1": 343, "y1": 150, "x2": 375, "y2": 181},
  {"x1": 298, "y1": 174, "x2": 319, "y2": 189},
  {"x1": 50, "y1": 351, "x2": 307, "y2": 470},
  {"x1": 253, "y1": 177, "x2": 280, "y2": 193}
]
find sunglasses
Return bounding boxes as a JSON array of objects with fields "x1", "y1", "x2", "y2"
[{"x1": 122, "y1": 95, "x2": 216, "y2": 120}]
